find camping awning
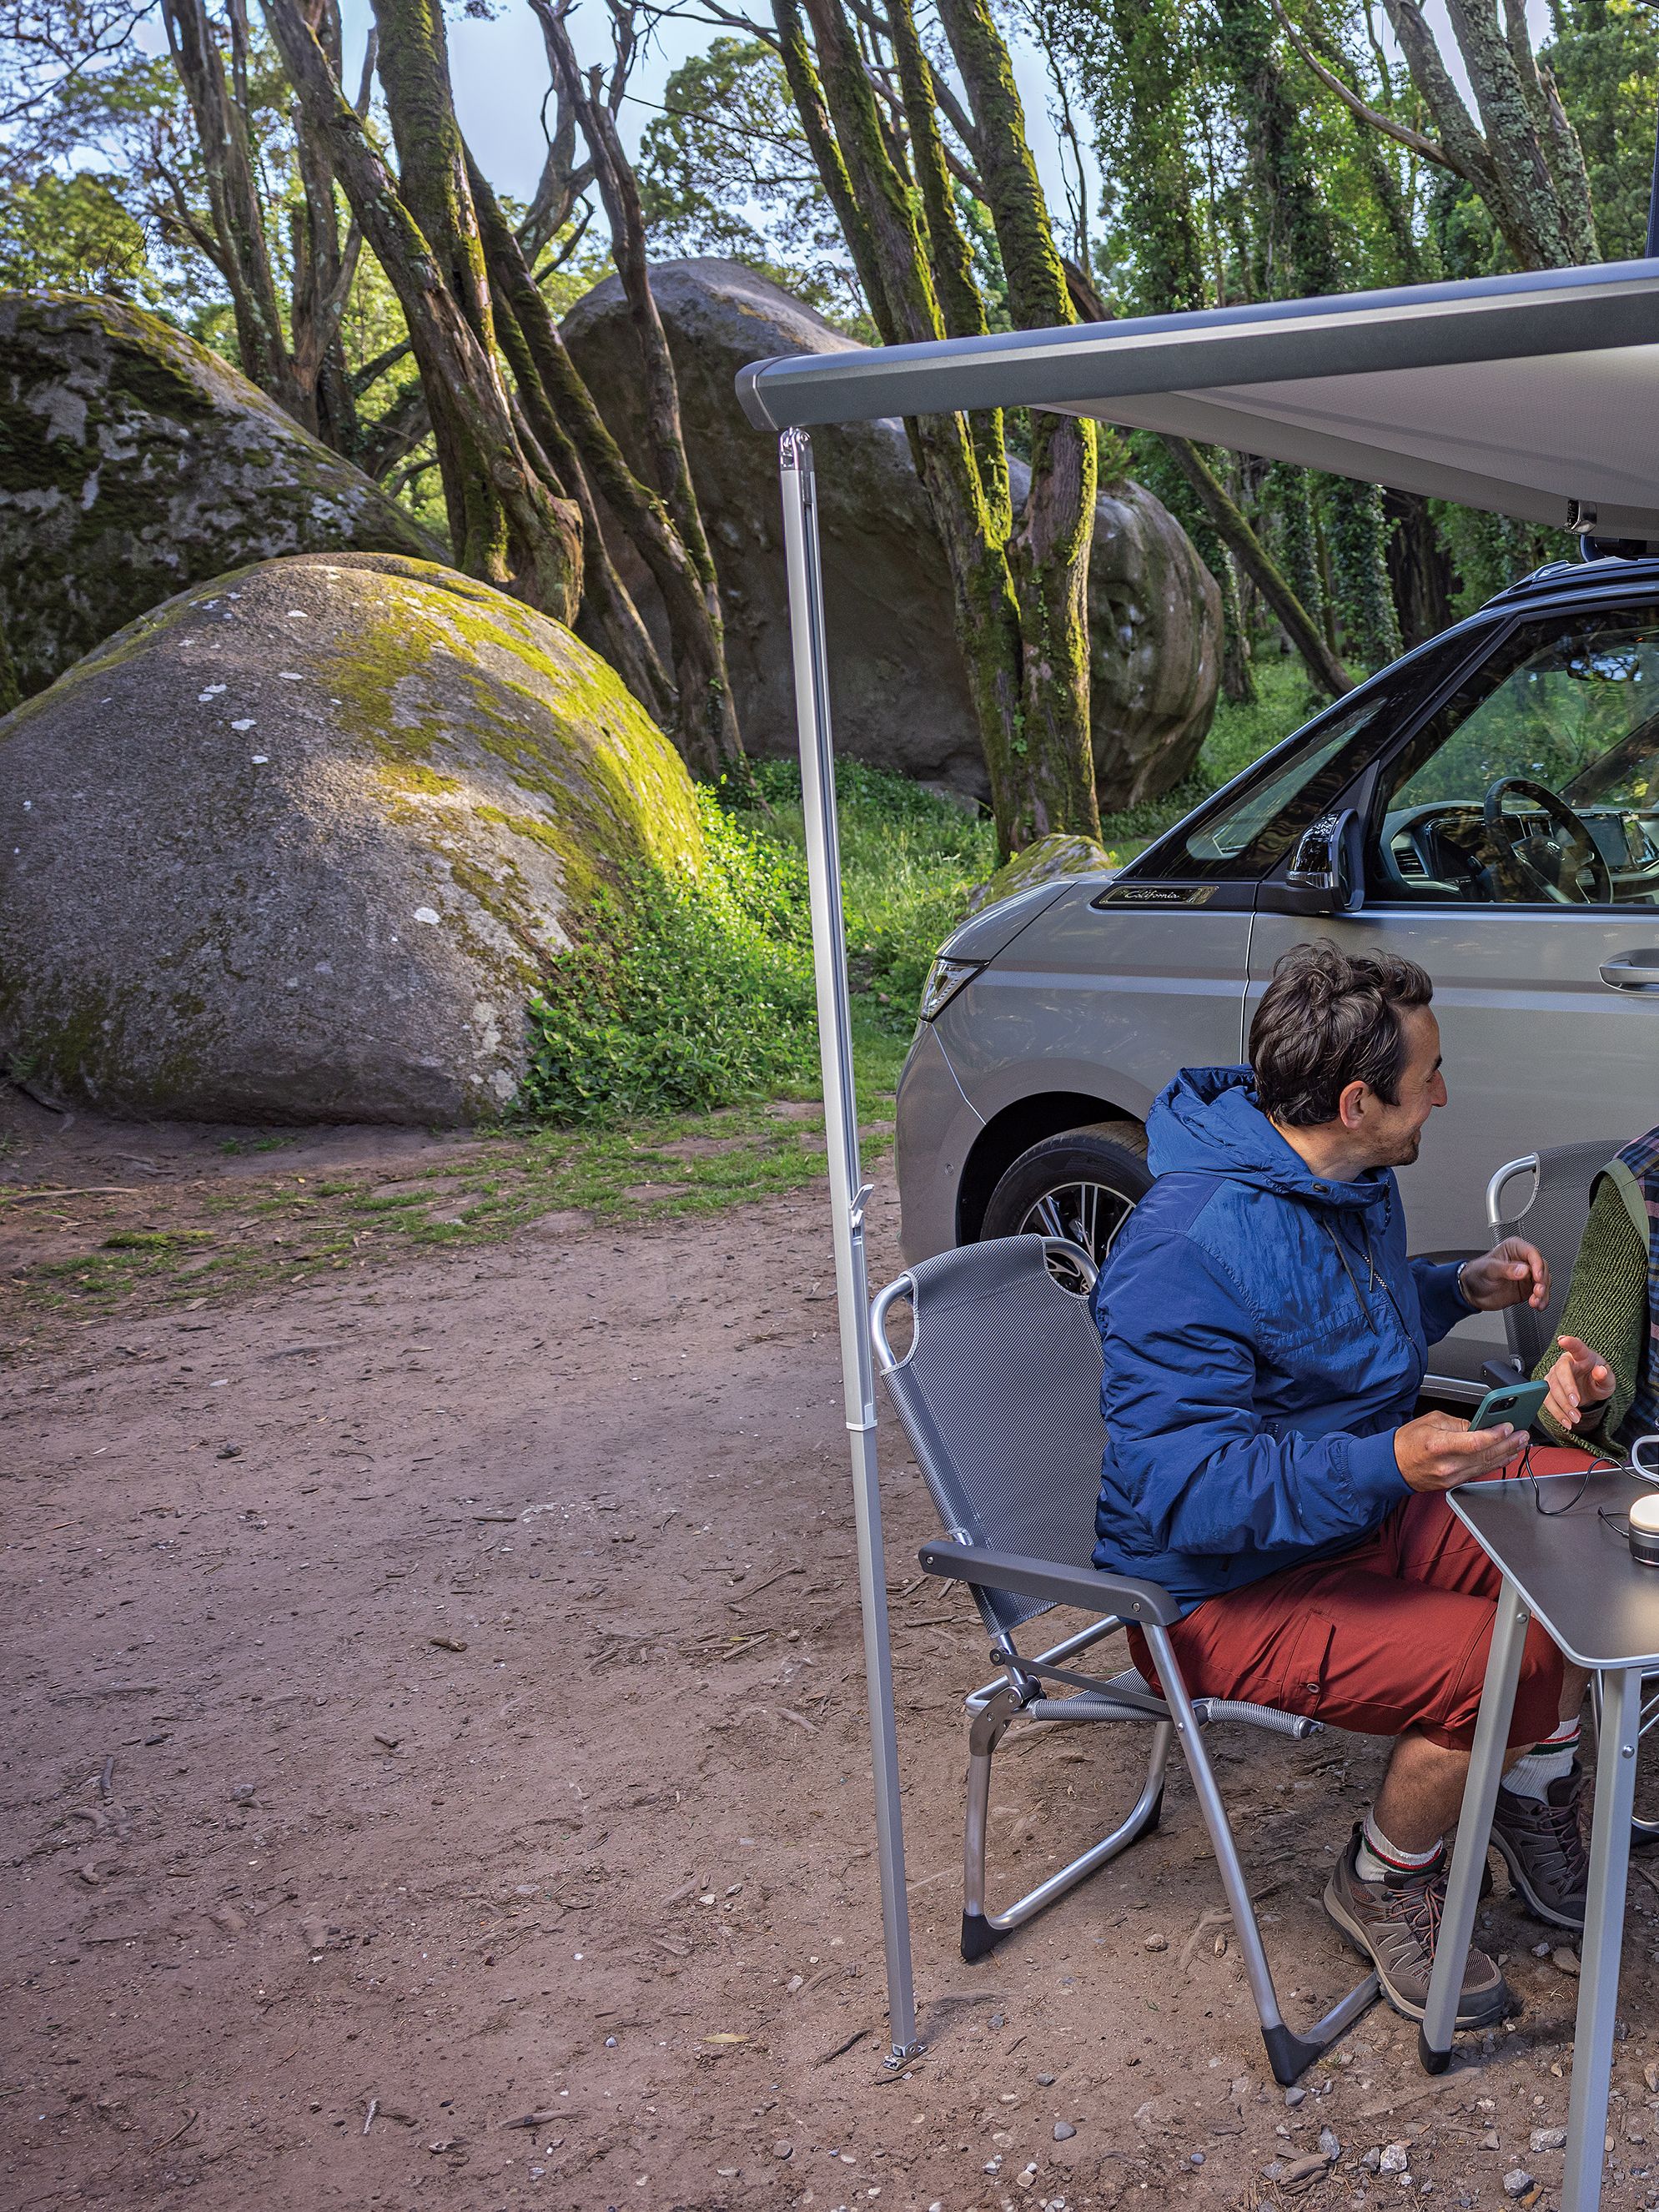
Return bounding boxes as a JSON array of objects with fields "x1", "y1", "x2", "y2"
[{"x1": 736, "y1": 259, "x2": 1659, "y2": 539}]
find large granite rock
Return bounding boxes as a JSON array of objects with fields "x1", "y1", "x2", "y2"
[
  {"x1": 561, "y1": 259, "x2": 1221, "y2": 807},
  {"x1": 0, "y1": 292, "x2": 441, "y2": 699},
  {"x1": 0, "y1": 552, "x2": 702, "y2": 1124}
]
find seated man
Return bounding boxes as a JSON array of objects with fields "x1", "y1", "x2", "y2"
[{"x1": 1092, "y1": 941, "x2": 1593, "y2": 2030}]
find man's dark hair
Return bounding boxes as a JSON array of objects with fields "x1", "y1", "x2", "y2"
[{"x1": 1249, "y1": 941, "x2": 1433, "y2": 1128}]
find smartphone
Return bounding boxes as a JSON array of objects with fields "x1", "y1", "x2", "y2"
[{"x1": 1469, "y1": 1379, "x2": 1550, "y2": 1435}]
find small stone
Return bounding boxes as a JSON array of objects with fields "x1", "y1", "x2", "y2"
[
  {"x1": 1531, "y1": 1942, "x2": 1551, "y2": 1958},
  {"x1": 1143, "y1": 1933, "x2": 1168, "y2": 1953},
  {"x1": 1482, "y1": 2132, "x2": 1501, "y2": 2149},
  {"x1": 1279, "y1": 2154, "x2": 1332, "y2": 2184},
  {"x1": 1320, "y1": 2126, "x2": 1340, "y2": 2159},
  {"x1": 1362, "y1": 2148, "x2": 1383, "y2": 2173},
  {"x1": 230, "y1": 1782, "x2": 255, "y2": 1802},
  {"x1": 1646, "y1": 2058, "x2": 1659, "y2": 2094},
  {"x1": 1528, "y1": 2128, "x2": 1566, "y2": 2152},
  {"x1": 1502, "y1": 2175, "x2": 1533, "y2": 2200},
  {"x1": 605, "y1": 2036, "x2": 617, "y2": 2049},
  {"x1": 1285, "y1": 2085, "x2": 1307, "y2": 2107},
  {"x1": 1551, "y1": 1947, "x2": 1581, "y2": 1977},
  {"x1": 772, "y1": 2139, "x2": 793, "y2": 2159},
  {"x1": 1053, "y1": 2121, "x2": 1075, "y2": 2141},
  {"x1": 1036, "y1": 2073, "x2": 1055, "y2": 2087},
  {"x1": 1380, "y1": 2144, "x2": 1410, "y2": 2174},
  {"x1": 989, "y1": 2012, "x2": 1005, "y2": 2029},
  {"x1": 1189, "y1": 2151, "x2": 1204, "y2": 2167}
]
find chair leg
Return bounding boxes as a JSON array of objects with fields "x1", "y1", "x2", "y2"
[
  {"x1": 1144, "y1": 1623, "x2": 1379, "y2": 2086},
  {"x1": 960, "y1": 1684, "x2": 1171, "y2": 1963},
  {"x1": 1591, "y1": 1673, "x2": 1659, "y2": 1850}
]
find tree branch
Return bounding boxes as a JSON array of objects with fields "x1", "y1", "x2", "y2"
[{"x1": 1270, "y1": 0, "x2": 1457, "y2": 173}]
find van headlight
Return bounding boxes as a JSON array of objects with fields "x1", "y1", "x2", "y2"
[{"x1": 917, "y1": 957, "x2": 983, "y2": 1022}]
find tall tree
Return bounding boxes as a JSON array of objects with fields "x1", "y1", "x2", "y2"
[
  {"x1": 768, "y1": 0, "x2": 1100, "y2": 854},
  {"x1": 262, "y1": 0, "x2": 583, "y2": 618},
  {"x1": 1275, "y1": 0, "x2": 1599, "y2": 270},
  {"x1": 1062, "y1": 0, "x2": 1351, "y2": 695},
  {"x1": 534, "y1": 0, "x2": 747, "y2": 781}
]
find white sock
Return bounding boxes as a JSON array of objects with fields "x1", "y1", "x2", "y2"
[
  {"x1": 1504, "y1": 1719, "x2": 1580, "y2": 1802},
  {"x1": 1355, "y1": 1809, "x2": 1444, "y2": 1885}
]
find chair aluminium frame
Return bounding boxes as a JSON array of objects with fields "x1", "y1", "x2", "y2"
[{"x1": 871, "y1": 1236, "x2": 1380, "y2": 2086}]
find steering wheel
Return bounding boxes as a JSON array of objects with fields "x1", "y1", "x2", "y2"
[{"x1": 1481, "y1": 776, "x2": 1612, "y2": 904}]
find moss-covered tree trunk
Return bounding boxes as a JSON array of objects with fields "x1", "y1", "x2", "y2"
[
  {"x1": 261, "y1": 0, "x2": 582, "y2": 621},
  {"x1": 470, "y1": 160, "x2": 769, "y2": 777},
  {"x1": 780, "y1": 0, "x2": 1097, "y2": 856},
  {"x1": 1214, "y1": 0, "x2": 1390, "y2": 677},
  {"x1": 1096, "y1": 0, "x2": 1346, "y2": 696},
  {"x1": 935, "y1": 0, "x2": 1101, "y2": 844},
  {"x1": 533, "y1": 0, "x2": 746, "y2": 780},
  {"x1": 289, "y1": 0, "x2": 361, "y2": 456},
  {"x1": 161, "y1": 0, "x2": 299, "y2": 419}
]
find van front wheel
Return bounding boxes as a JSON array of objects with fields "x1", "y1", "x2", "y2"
[{"x1": 979, "y1": 1121, "x2": 1152, "y2": 1273}]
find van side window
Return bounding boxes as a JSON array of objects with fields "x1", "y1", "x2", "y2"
[
  {"x1": 1373, "y1": 607, "x2": 1659, "y2": 906},
  {"x1": 1161, "y1": 632, "x2": 1474, "y2": 882}
]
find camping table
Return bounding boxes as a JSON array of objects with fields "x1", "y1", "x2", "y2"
[{"x1": 1420, "y1": 1467, "x2": 1659, "y2": 2209}]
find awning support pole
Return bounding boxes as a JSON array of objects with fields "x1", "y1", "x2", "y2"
[{"x1": 777, "y1": 427, "x2": 921, "y2": 2065}]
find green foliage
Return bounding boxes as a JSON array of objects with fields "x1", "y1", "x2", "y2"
[
  {"x1": 518, "y1": 764, "x2": 997, "y2": 1128},
  {"x1": 636, "y1": 37, "x2": 872, "y2": 329},
  {"x1": 751, "y1": 758, "x2": 996, "y2": 1016},
  {"x1": 520, "y1": 788, "x2": 821, "y2": 1124},
  {"x1": 1544, "y1": 0, "x2": 1659, "y2": 260},
  {"x1": 0, "y1": 168, "x2": 158, "y2": 299}
]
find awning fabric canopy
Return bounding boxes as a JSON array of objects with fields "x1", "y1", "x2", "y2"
[{"x1": 736, "y1": 259, "x2": 1659, "y2": 539}]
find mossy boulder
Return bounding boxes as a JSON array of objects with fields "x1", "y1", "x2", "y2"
[
  {"x1": 561, "y1": 257, "x2": 1221, "y2": 808},
  {"x1": 0, "y1": 551, "x2": 703, "y2": 1124},
  {"x1": 963, "y1": 832, "x2": 1114, "y2": 917},
  {"x1": 0, "y1": 291, "x2": 442, "y2": 699}
]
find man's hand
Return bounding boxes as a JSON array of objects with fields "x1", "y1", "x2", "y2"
[
  {"x1": 1542, "y1": 1335, "x2": 1614, "y2": 1435},
  {"x1": 1458, "y1": 1236, "x2": 1550, "y2": 1313},
  {"x1": 1394, "y1": 1409, "x2": 1519, "y2": 1494}
]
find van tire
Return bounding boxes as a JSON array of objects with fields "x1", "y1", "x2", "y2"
[{"x1": 979, "y1": 1119, "x2": 1152, "y2": 1271}]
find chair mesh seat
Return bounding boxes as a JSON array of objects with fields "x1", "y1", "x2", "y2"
[{"x1": 879, "y1": 1238, "x2": 1106, "y2": 1635}]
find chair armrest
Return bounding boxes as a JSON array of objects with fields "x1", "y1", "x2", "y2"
[{"x1": 917, "y1": 1538, "x2": 1182, "y2": 1627}]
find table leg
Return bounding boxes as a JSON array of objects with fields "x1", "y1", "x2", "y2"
[
  {"x1": 1420, "y1": 1579, "x2": 1531, "y2": 2071},
  {"x1": 1563, "y1": 1667, "x2": 1641, "y2": 2212}
]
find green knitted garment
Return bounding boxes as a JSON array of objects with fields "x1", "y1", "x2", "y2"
[{"x1": 1532, "y1": 1173, "x2": 1650, "y2": 1449}]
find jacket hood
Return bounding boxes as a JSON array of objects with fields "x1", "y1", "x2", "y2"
[{"x1": 1146, "y1": 1065, "x2": 1394, "y2": 1213}]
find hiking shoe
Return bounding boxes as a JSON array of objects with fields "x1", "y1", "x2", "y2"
[
  {"x1": 1322, "y1": 1825, "x2": 1512, "y2": 2029},
  {"x1": 1491, "y1": 1764, "x2": 1590, "y2": 1932}
]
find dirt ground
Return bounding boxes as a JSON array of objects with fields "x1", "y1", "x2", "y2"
[{"x1": 8, "y1": 1102, "x2": 1659, "y2": 2212}]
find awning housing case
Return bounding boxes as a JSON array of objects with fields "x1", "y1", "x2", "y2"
[{"x1": 736, "y1": 260, "x2": 1659, "y2": 540}]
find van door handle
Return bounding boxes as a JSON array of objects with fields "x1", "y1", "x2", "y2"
[{"x1": 1599, "y1": 949, "x2": 1659, "y2": 989}]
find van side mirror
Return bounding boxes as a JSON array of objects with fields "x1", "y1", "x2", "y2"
[{"x1": 1261, "y1": 808, "x2": 1365, "y2": 915}]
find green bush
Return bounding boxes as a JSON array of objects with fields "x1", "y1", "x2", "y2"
[
  {"x1": 747, "y1": 758, "x2": 993, "y2": 1018},
  {"x1": 519, "y1": 789, "x2": 821, "y2": 1124}
]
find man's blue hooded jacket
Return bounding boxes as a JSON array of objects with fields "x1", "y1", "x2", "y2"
[{"x1": 1091, "y1": 1064, "x2": 1471, "y2": 1611}]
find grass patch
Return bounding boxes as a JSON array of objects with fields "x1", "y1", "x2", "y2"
[{"x1": 5, "y1": 1013, "x2": 906, "y2": 1328}]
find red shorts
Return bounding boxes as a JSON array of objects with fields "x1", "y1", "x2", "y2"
[{"x1": 1127, "y1": 1449, "x2": 1592, "y2": 1752}]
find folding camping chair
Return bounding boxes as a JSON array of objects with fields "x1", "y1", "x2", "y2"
[
  {"x1": 1484, "y1": 1139, "x2": 1625, "y2": 1379},
  {"x1": 1486, "y1": 1139, "x2": 1659, "y2": 1849},
  {"x1": 870, "y1": 1233, "x2": 1380, "y2": 2085}
]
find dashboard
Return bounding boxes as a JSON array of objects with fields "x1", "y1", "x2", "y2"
[{"x1": 1378, "y1": 800, "x2": 1659, "y2": 903}]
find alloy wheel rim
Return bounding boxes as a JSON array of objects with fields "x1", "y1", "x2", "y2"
[{"x1": 1015, "y1": 1179, "x2": 1139, "y2": 1269}]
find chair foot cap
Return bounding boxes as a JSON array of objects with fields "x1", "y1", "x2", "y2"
[
  {"x1": 1418, "y1": 2028, "x2": 1451, "y2": 2075},
  {"x1": 960, "y1": 1911, "x2": 1003, "y2": 1963}
]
